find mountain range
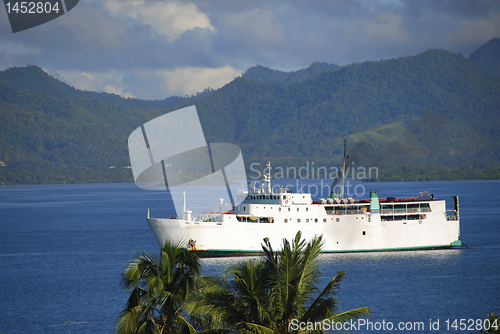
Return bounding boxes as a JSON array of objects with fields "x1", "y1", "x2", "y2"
[{"x1": 0, "y1": 38, "x2": 499, "y2": 184}]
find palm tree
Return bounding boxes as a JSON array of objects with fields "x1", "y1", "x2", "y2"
[
  {"x1": 115, "y1": 240, "x2": 201, "y2": 334},
  {"x1": 186, "y1": 232, "x2": 370, "y2": 334}
]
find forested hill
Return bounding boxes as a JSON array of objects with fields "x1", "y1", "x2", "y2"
[
  {"x1": 193, "y1": 49, "x2": 500, "y2": 171},
  {"x1": 0, "y1": 66, "x2": 176, "y2": 184},
  {"x1": 1, "y1": 39, "x2": 500, "y2": 185},
  {"x1": 468, "y1": 37, "x2": 500, "y2": 76},
  {"x1": 242, "y1": 62, "x2": 340, "y2": 85}
]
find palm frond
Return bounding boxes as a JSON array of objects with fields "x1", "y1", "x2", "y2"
[
  {"x1": 176, "y1": 315, "x2": 198, "y2": 334},
  {"x1": 325, "y1": 306, "x2": 371, "y2": 324},
  {"x1": 115, "y1": 242, "x2": 200, "y2": 334},
  {"x1": 236, "y1": 322, "x2": 275, "y2": 334},
  {"x1": 114, "y1": 307, "x2": 140, "y2": 334},
  {"x1": 301, "y1": 271, "x2": 345, "y2": 322}
]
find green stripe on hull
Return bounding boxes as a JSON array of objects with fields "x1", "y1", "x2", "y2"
[
  {"x1": 191, "y1": 242, "x2": 463, "y2": 257},
  {"x1": 191, "y1": 250, "x2": 263, "y2": 257}
]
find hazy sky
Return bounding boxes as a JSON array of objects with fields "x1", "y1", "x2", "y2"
[{"x1": 1, "y1": 0, "x2": 499, "y2": 100}]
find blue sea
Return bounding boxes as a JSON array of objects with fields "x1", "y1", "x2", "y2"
[{"x1": 1, "y1": 180, "x2": 499, "y2": 334}]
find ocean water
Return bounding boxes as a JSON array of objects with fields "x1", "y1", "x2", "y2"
[{"x1": 0, "y1": 180, "x2": 499, "y2": 334}]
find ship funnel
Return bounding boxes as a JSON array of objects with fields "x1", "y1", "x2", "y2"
[{"x1": 370, "y1": 191, "x2": 380, "y2": 214}]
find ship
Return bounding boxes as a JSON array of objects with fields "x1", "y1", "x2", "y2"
[{"x1": 146, "y1": 143, "x2": 462, "y2": 257}]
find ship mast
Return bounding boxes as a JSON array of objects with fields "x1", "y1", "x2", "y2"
[
  {"x1": 340, "y1": 140, "x2": 347, "y2": 199},
  {"x1": 263, "y1": 162, "x2": 272, "y2": 193}
]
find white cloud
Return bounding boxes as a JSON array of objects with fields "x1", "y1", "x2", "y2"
[
  {"x1": 55, "y1": 69, "x2": 135, "y2": 98},
  {"x1": 103, "y1": 84, "x2": 135, "y2": 99},
  {"x1": 1, "y1": 0, "x2": 499, "y2": 100},
  {"x1": 56, "y1": 70, "x2": 97, "y2": 91},
  {"x1": 58, "y1": 1, "x2": 128, "y2": 49},
  {"x1": 52, "y1": 66, "x2": 240, "y2": 100},
  {"x1": 155, "y1": 65, "x2": 241, "y2": 96},
  {"x1": 103, "y1": 0, "x2": 216, "y2": 41}
]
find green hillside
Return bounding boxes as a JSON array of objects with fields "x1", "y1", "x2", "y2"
[
  {"x1": 242, "y1": 62, "x2": 340, "y2": 85},
  {"x1": 194, "y1": 49, "x2": 500, "y2": 170},
  {"x1": 0, "y1": 66, "x2": 175, "y2": 184},
  {"x1": 469, "y1": 37, "x2": 500, "y2": 76},
  {"x1": 1, "y1": 40, "x2": 499, "y2": 185}
]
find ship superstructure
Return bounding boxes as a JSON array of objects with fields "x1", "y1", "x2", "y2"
[{"x1": 147, "y1": 145, "x2": 461, "y2": 256}]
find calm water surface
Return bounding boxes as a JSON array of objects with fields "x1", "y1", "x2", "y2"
[{"x1": 0, "y1": 180, "x2": 499, "y2": 333}]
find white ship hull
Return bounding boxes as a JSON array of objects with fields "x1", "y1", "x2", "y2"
[{"x1": 147, "y1": 192, "x2": 461, "y2": 256}]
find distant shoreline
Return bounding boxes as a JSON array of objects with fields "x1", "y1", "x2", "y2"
[{"x1": 1, "y1": 166, "x2": 499, "y2": 186}]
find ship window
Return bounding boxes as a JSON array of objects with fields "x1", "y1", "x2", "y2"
[
  {"x1": 323, "y1": 218, "x2": 326, "y2": 222},
  {"x1": 279, "y1": 208, "x2": 281, "y2": 212},
  {"x1": 243, "y1": 207, "x2": 246, "y2": 211},
  {"x1": 297, "y1": 208, "x2": 299, "y2": 211},
  {"x1": 420, "y1": 203, "x2": 431, "y2": 212},
  {"x1": 306, "y1": 208, "x2": 308, "y2": 212},
  {"x1": 297, "y1": 219, "x2": 301, "y2": 223},
  {"x1": 288, "y1": 208, "x2": 290, "y2": 211},
  {"x1": 306, "y1": 219, "x2": 309, "y2": 223},
  {"x1": 362, "y1": 231, "x2": 366, "y2": 235},
  {"x1": 315, "y1": 218, "x2": 318, "y2": 223},
  {"x1": 285, "y1": 219, "x2": 288, "y2": 223},
  {"x1": 336, "y1": 218, "x2": 339, "y2": 222}
]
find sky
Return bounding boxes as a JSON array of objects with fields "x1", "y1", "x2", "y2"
[{"x1": 0, "y1": 0, "x2": 499, "y2": 100}]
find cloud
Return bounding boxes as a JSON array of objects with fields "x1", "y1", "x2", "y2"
[
  {"x1": 102, "y1": 0, "x2": 216, "y2": 42},
  {"x1": 0, "y1": 0, "x2": 499, "y2": 99},
  {"x1": 154, "y1": 65, "x2": 242, "y2": 97},
  {"x1": 55, "y1": 69, "x2": 135, "y2": 98},
  {"x1": 53, "y1": 65, "x2": 240, "y2": 100},
  {"x1": 103, "y1": 84, "x2": 135, "y2": 99}
]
